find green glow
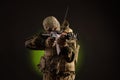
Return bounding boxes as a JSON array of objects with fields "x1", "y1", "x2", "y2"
[{"x1": 29, "y1": 50, "x2": 44, "y2": 75}]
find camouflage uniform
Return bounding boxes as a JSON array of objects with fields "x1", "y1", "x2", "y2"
[{"x1": 25, "y1": 16, "x2": 80, "y2": 80}]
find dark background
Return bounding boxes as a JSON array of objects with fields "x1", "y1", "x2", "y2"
[{"x1": 1, "y1": 0, "x2": 118, "y2": 80}]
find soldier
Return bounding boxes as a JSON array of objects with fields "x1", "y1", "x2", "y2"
[
  {"x1": 25, "y1": 16, "x2": 80, "y2": 80},
  {"x1": 55, "y1": 20, "x2": 80, "y2": 80},
  {"x1": 25, "y1": 16, "x2": 61, "y2": 80}
]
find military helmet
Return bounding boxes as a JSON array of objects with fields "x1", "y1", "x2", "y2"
[{"x1": 43, "y1": 16, "x2": 60, "y2": 31}]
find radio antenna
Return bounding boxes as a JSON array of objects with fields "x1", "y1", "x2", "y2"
[{"x1": 64, "y1": 6, "x2": 69, "y2": 20}]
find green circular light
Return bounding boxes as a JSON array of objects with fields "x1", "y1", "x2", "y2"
[{"x1": 29, "y1": 50, "x2": 44, "y2": 75}]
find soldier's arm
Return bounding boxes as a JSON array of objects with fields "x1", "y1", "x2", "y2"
[{"x1": 25, "y1": 34, "x2": 46, "y2": 50}]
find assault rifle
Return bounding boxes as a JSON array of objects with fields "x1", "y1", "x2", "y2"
[{"x1": 41, "y1": 31, "x2": 77, "y2": 40}]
